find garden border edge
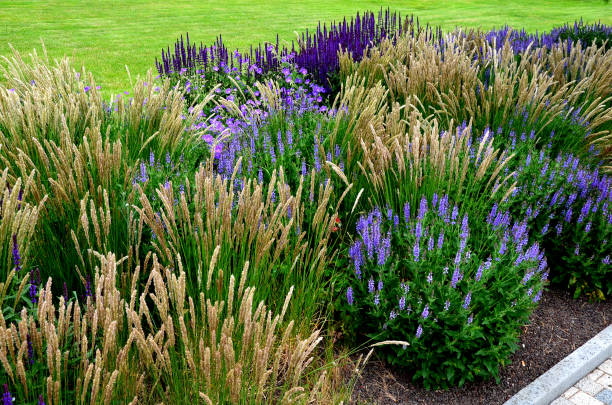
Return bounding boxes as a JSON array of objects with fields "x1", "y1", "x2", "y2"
[{"x1": 503, "y1": 323, "x2": 612, "y2": 405}]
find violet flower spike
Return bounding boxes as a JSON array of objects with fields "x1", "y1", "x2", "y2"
[
  {"x1": 368, "y1": 279, "x2": 375, "y2": 294},
  {"x1": 421, "y1": 304, "x2": 429, "y2": 319},
  {"x1": 416, "y1": 324, "x2": 423, "y2": 339},
  {"x1": 2, "y1": 384, "x2": 13, "y2": 405},
  {"x1": 12, "y1": 234, "x2": 21, "y2": 273},
  {"x1": 463, "y1": 292, "x2": 472, "y2": 309}
]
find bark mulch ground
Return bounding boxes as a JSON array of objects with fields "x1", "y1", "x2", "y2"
[{"x1": 349, "y1": 288, "x2": 612, "y2": 405}]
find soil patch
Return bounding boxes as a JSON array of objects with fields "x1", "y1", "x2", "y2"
[{"x1": 350, "y1": 288, "x2": 612, "y2": 405}]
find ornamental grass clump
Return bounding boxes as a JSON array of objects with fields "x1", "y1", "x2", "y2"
[
  {"x1": 355, "y1": 117, "x2": 515, "y2": 222},
  {"x1": 0, "y1": 46, "x2": 212, "y2": 291},
  {"x1": 0, "y1": 171, "x2": 44, "y2": 281},
  {"x1": 338, "y1": 30, "x2": 612, "y2": 169},
  {"x1": 136, "y1": 161, "x2": 349, "y2": 325},
  {"x1": 0, "y1": 251, "x2": 334, "y2": 404},
  {"x1": 338, "y1": 195, "x2": 545, "y2": 388}
]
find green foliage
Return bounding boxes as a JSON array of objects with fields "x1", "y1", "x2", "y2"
[
  {"x1": 337, "y1": 196, "x2": 544, "y2": 388},
  {"x1": 501, "y1": 147, "x2": 612, "y2": 300}
]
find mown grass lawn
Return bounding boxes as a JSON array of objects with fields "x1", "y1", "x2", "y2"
[{"x1": 1, "y1": 0, "x2": 611, "y2": 100}]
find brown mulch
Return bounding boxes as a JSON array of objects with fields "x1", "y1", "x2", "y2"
[{"x1": 349, "y1": 288, "x2": 612, "y2": 405}]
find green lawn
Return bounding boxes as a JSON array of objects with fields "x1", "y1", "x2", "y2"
[{"x1": 1, "y1": 0, "x2": 611, "y2": 98}]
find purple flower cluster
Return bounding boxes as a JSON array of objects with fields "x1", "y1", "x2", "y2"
[
  {"x1": 2, "y1": 385, "x2": 12, "y2": 405},
  {"x1": 11, "y1": 234, "x2": 20, "y2": 273},
  {"x1": 345, "y1": 193, "x2": 544, "y2": 340},
  {"x1": 156, "y1": 10, "x2": 433, "y2": 93},
  {"x1": 185, "y1": 63, "x2": 328, "y2": 163},
  {"x1": 341, "y1": 193, "x2": 546, "y2": 387},
  {"x1": 483, "y1": 19, "x2": 612, "y2": 54},
  {"x1": 350, "y1": 208, "x2": 392, "y2": 275}
]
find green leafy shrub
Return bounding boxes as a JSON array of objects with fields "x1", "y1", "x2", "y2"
[
  {"x1": 337, "y1": 195, "x2": 545, "y2": 388},
  {"x1": 502, "y1": 148, "x2": 612, "y2": 300}
]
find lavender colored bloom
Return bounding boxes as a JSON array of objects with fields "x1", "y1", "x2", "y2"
[
  {"x1": 2, "y1": 385, "x2": 13, "y2": 405},
  {"x1": 346, "y1": 287, "x2": 354, "y2": 305},
  {"x1": 451, "y1": 267, "x2": 461, "y2": 288},
  {"x1": 451, "y1": 205, "x2": 459, "y2": 224},
  {"x1": 418, "y1": 196, "x2": 428, "y2": 219},
  {"x1": 463, "y1": 292, "x2": 472, "y2": 309},
  {"x1": 467, "y1": 314, "x2": 474, "y2": 325},
  {"x1": 313, "y1": 137, "x2": 321, "y2": 172},
  {"x1": 403, "y1": 202, "x2": 410, "y2": 223},
  {"x1": 85, "y1": 275, "x2": 92, "y2": 299},
  {"x1": 38, "y1": 395, "x2": 45, "y2": 405},
  {"x1": 427, "y1": 272, "x2": 433, "y2": 284},
  {"x1": 378, "y1": 280, "x2": 383, "y2": 291},
  {"x1": 277, "y1": 130, "x2": 284, "y2": 155},
  {"x1": 522, "y1": 269, "x2": 535, "y2": 285},
  {"x1": 533, "y1": 289, "x2": 542, "y2": 303},
  {"x1": 438, "y1": 195, "x2": 448, "y2": 219},
  {"x1": 421, "y1": 304, "x2": 429, "y2": 319},
  {"x1": 349, "y1": 241, "x2": 363, "y2": 278},
  {"x1": 460, "y1": 214, "x2": 469, "y2": 238},
  {"x1": 399, "y1": 296, "x2": 406, "y2": 310},
  {"x1": 63, "y1": 282, "x2": 68, "y2": 303},
  {"x1": 574, "y1": 244, "x2": 580, "y2": 256},
  {"x1": 12, "y1": 235, "x2": 21, "y2": 273},
  {"x1": 413, "y1": 242, "x2": 420, "y2": 262},
  {"x1": 437, "y1": 231, "x2": 444, "y2": 249},
  {"x1": 377, "y1": 235, "x2": 391, "y2": 266},
  {"x1": 368, "y1": 279, "x2": 375, "y2": 293},
  {"x1": 139, "y1": 162, "x2": 148, "y2": 182},
  {"x1": 416, "y1": 324, "x2": 423, "y2": 339},
  {"x1": 475, "y1": 264, "x2": 484, "y2": 282},
  {"x1": 393, "y1": 214, "x2": 399, "y2": 229},
  {"x1": 29, "y1": 269, "x2": 37, "y2": 303},
  {"x1": 444, "y1": 300, "x2": 450, "y2": 311},
  {"x1": 602, "y1": 256, "x2": 610, "y2": 265},
  {"x1": 374, "y1": 293, "x2": 380, "y2": 306},
  {"x1": 454, "y1": 250, "x2": 462, "y2": 266},
  {"x1": 389, "y1": 310, "x2": 397, "y2": 320},
  {"x1": 498, "y1": 239, "x2": 507, "y2": 256},
  {"x1": 27, "y1": 334, "x2": 33, "y2": 365}
]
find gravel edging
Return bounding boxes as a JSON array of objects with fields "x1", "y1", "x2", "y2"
[
  {"x1": 504, "y1": 324, "x2": 612, "y2": 405},
  {"x1": 349, "y1": 288, "x2": 612, "y2": 405}
]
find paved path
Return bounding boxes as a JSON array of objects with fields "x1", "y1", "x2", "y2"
[{"x1": 550, "y1": 357, "x2": 612, "y2": 405}]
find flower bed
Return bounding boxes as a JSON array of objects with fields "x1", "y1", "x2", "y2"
[{"x1": 0, "y1": 9, "x2": 610, "y2": 404}]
